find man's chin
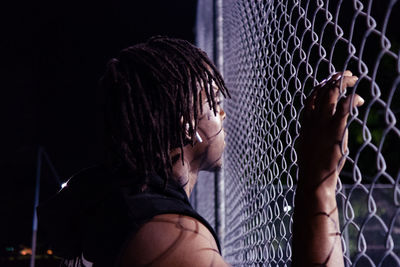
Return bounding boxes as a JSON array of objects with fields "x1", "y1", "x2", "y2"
[
  {"x1": 211, "y1": 164, "x2": 222, "y2": 172},
  {"x1": 209, "y1": 160, "x2": 223, "y2": 172},
  {"x1": 201, "y1": 155, "x2": 223, "y2": 172}
]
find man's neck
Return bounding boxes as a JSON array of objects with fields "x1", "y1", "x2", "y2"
[{"x1": 171, "y1": 157, "x2": 199, "y2": 197}]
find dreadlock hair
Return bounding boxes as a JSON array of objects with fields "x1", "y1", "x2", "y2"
[{"x1": 101, "y1": 36, "x2": 229, "y2": 188}]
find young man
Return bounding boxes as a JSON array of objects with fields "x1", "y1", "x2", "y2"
[{"x1": 38, "y1": 36, "x2": 363, "y2": 266}]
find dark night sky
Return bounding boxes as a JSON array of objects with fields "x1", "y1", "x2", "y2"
[{"x1": 0, "y1": 0, "x2": 197, "y2": 247}]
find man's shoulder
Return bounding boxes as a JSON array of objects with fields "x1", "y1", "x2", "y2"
[{"x1": 120, "y1": 213, "x2": 229, "y2": 266}]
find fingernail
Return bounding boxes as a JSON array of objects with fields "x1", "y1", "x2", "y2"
[
  {"x1": 358, "y1": 96, "x2": 365, "y2": 105},
  {"x1": 344, "y1": 70, "x2": 353, "y2": 76}
]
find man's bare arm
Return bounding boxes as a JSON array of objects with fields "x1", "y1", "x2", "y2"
[
  {"x1": 292, "y1": 71, "x2": 364, "y2": 266},
  {"x1": 120, "y1": 214, "x2": 230, "y2": 267}
]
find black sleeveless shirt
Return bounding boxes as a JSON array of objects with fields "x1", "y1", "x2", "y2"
[{"x1": 38, "y1": 166, "x2": 220, "y2": 267}]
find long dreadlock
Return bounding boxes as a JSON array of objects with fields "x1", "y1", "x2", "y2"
[{"x1": 101, "y1": 36, "x2": 229, "y2": 187}]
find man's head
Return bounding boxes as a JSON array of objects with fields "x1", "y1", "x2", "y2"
[{"x1": 101, "y1": 36, "x2": 229, "y2": 185}]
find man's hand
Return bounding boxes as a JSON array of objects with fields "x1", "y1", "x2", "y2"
[
  {"x1": 296, "y1": 70, "x2": 364, "y2": 191},
  {"x1": 292, "y1": 71, "x2": 364, "y2": 267}
]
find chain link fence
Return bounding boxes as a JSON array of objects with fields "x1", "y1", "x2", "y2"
[{"x1": 194, "y1": 0, "x2": 400, "y2": 266}]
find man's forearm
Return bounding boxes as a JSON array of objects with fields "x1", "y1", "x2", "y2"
[{"x1": 292, "y1": 173, "x2": 344, "y2": 267}]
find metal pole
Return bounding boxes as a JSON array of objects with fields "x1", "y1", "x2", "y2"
[
  {"x1": 30, "y1": 146, "x2": 43, "y2": 267},
  {"x1": 213, "y1": 0, "x2": 226, "y2": 255}
]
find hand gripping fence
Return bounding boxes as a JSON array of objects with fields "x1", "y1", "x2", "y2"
[{"x1": 194, "y1": 0, "x2": 400, "y2": 266}]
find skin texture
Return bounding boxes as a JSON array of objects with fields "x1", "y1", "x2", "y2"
[
  {"x1": 121, "y1": 71, "x2": 363, "y2": 266},
  {"x1": 120, "y1": 214, "x2": 228, "y2": 267}
]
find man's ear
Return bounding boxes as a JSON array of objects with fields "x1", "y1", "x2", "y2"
[{"x1": 181, "y1": 116, "x2": 203, "y2": 144}]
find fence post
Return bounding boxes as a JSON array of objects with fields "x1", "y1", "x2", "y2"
[
  {"x1": 213, "y1": 0, "x2": 226, "y2": 255},
  {"x1": 30, "y1": 146, "x2": 43, "y2": 267}
]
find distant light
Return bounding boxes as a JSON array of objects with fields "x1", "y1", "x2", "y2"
[
  {"x1": 283, "y1": 205, "x2": 292, "y2": 212},
  {"x1": 47, "y1": 249, "x2": 53, "y2": 255},
  {"x1": 61, "y1": 182, "x2": 68, "y2": 188},
  {"x1": 20, "y1": 248, "x2": 32, "y2": 255},
  {"x1": 5, "y1": 246, "x2": 14, "y2": 252}
]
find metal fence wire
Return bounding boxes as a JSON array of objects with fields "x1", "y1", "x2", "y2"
[{"x1": 194, "y1": 0, "x2": 400, "y2": 266}]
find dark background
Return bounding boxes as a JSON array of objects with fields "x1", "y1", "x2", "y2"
[{"x1": 0, "y1": 0, "x2": 197, "y2": 253}]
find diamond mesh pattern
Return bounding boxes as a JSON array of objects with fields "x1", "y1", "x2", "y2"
[{"x1": 196, "y1": 0, "x2": 400, "y2": 266}]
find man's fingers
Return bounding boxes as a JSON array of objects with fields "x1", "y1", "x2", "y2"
[
  {"x1": 313, "y1": 73, "x2": 340, "y2": 117},
  {"x1": 333, "y1": 94, "x2": 364, "y2": 136},
  {"x1": 305, "y1": 71, "x2": 361, "y2": 124},
  {"x1": 313, "y1": 71, "x2": 357, "y2": 118},
  {"x1": 343, "y1": 70, "x2": 352, "y2": 76},
  {"x1": 309, "y1": 71, "x2": 346, "y2": 112},
  {"x1": 314, "y1": 73, "x2": 339, "y2": 115},
  {"x1": 335, "y1": 93, "x2": 365, "y2": 116},
  {"x1": 320, "y1": 85, "x2": 340, "y2": 117},
  {"x1": 303, "y1": 89, "x2": 318, "y2": 122},
  {"x1": 341, "y1": 73, "x2": 358, "y2": 89},
  {"x1": 323, "y1": 75, "x2": 358, "y2": 116}
]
